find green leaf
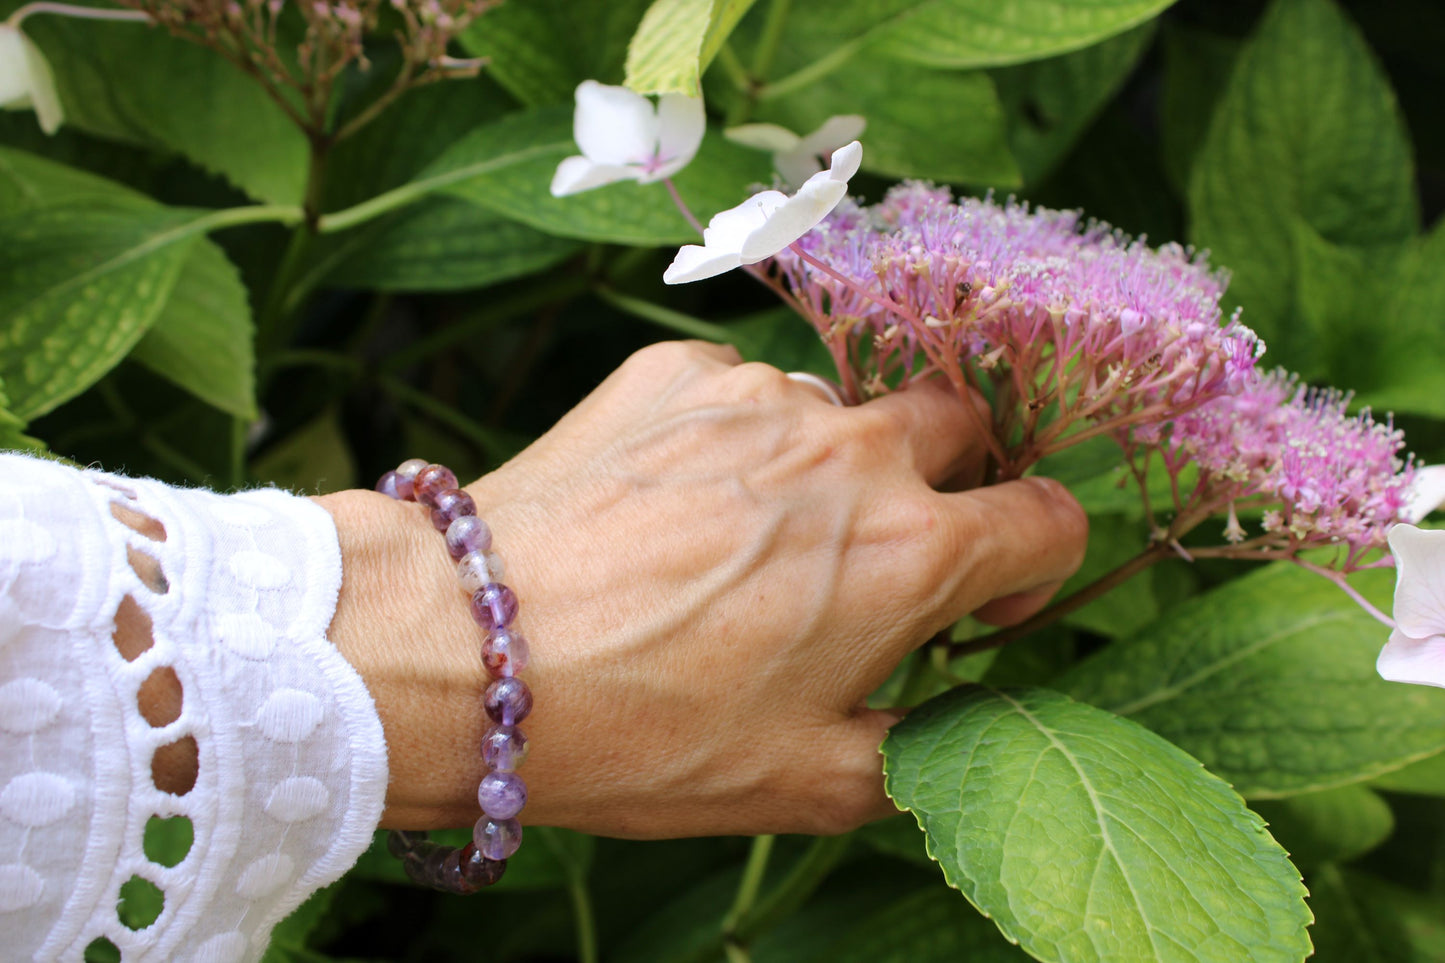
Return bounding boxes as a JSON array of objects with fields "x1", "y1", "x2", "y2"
[
  {"x1": 1060, "y1": 563, "x2": 1445, "y2": 798},
  {"x1": 1251, "y1": 785, "x2": 1395, "y2": 868},
  {"x1": 883, "y1": 685, "x2": 1311, "y2": 963},
  {"x1": 0, "y1": 147, "x2": 257, "y2": 418},
  {"x1": 800, "y1": 886, "x2": 1032, "y2": 963},
  {"x1": 1187, "y1": 0, "x2": 1418, "y2": 373},
  {"x1": 22, "y1": 15, "x2": 308, "y2": 204},
  {"x1": 250, "y1": 409, "x2": 356, "y2": 494},
  {"x1": 459, "y1": 0, "x2": 652, "y2": 106},
  {"x1": 771, "y1": 0, "x2": 1177, "y2": 85},
  {"x1": 321, "y1": 197, "x2": 580, "y2": 293},
  {"x1": 0, "y1": 376, "x2": 43, "y2": 451},
  {"x1": 626, "y1": 0, "x2": 714, "y2": 96},
  {"x1": 758, "y1": 62, "x2": 1019, "y2": 186},
  {"x1": 1306, "y1": 865, "x2": 1445, "y2": 963},
  {"x1": 1157, "y1": 23, "x2": 1239, "y2": 194},
  {"x1": 1057, "y1": 514, "x2": 1174, "y2": 637},
  {"x1": 425, "y1": 107, "x2": 770, "y2": 244},
  {"x1": 0, "y1": 204, "x2": 202, "y2": 419},
  {"x1": 1370, "y1": 751, "x2": 1445, "y2": 796},
  {"x1": 993, "y1": 22, "x2": 1156, "y2": 185},
  {"x1": 258, "y1": 882, "x2": 342, "y2": 963},
  {"x1": 130, "y1": 239, "x2": 256, "y2": 418}
]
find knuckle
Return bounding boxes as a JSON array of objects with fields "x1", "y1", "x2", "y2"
[
  {"x1": 1029, "y1": 477, "x2": 1089, "y2": 569},
  {"x1": 721, "y1": 361, "x2": 792, "y2": 401}
]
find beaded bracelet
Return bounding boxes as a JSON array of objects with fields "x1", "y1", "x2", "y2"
[{"x1": 375, "y1": 458, "x2": 532, "y2": 894}]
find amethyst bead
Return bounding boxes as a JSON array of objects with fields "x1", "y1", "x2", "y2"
[
  {"x1": 375, "y1": 470, "x2": 411, "y2": 501},
  {"x1": 470, "y1": 583, "x2": 519, "y2": 631},
  {"x1": 475, "y1": 816, "x2": 523, "y2": 860},
  {"x1": 458, "y1": 551, "x2": 504, "y2": 593},
  {"x1": 482, "y1": 630, "x2": 531, "y2": 679},
  {"x1": 413, "y1": 464, "x2": 459, "y2": 507},
  {"x1": 460, "y1": 842, "x2": 507, "y2": 888},
  {"x1": 484, "y1": 677, "x2": 533, "y2": 725},
  {"x1": 446, "y1": 516, "x2": 492, "y2": 561},
  {"x1": 481, "y1": 725, "x2": 529, "y2": 771},
  {"x1": 478, "y1": 771, "x2": 528, "y2": 820},
  {"x1": 430, "y1": 488, "x2": 477, "y2": 532},
  {"x1": 396, "y1": 458, "x2": 428, "y2": 480}
]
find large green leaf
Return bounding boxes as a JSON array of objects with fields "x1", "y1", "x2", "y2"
[
  {"x1": 1056, "y1": 514, "x2": 1194, "y2": 638},
  {"x1": 129, "y1": 241, "x2": 255, "y2": 418},
  {"x1": 423, "y1": 107, "x2": 770, "y2": 244},
  {"x1": 0, "y1": 377, "x2": 42, "y2": 451},
  {"x1": 1187, "y1": 0, "x2": 1418, "y2": 373},
  {"x1": 756, "y1": 61, "x2": 1019, "y2": 186},
  {"x1": 1370, "y1": 751, "x2": 1445, "y2": 796},
  {"x1": 1307, "y1": 866, "x2": 1445, "y2": 963},
  {"x1": 801, "y1": 886, "x2": 1031, "y2": 962},
  {"x1": 21, "y1": 13, "x2": 307, "y2": 204},
  {"x1": 0, "y1": 147, "x2": 257, "y2": 418},
  {"x1": 992, "y1": 22, "x2": 1155, "y2": 185},
  {"x1": 883, "y1": 685, "x2": 1311, "y2": 963},
  {"x1": 0, "y1": 204, "x2": 202, "y2": 419},
  {"x1": 321, "y1": 198, "x2": 580, "y2": 293},
  {"x1": 625, "y1": 0, "x2": 760, "y2": 96},
  {"x1": 1157, "y1": 23, "x2": 1239, "y2": 194},
  {"x1": 1061, "y1": 563, "x2": 1445, "y2": 798},
  {"x1": 459, "y1": 0, "x2": 652, "y2": 106},
  {"x1": 770, "y1": 0, "x2": 1176, "y2": 84},
  {"x1": 1251, "y1": 785, "x2": 1395, "y2": 868}
]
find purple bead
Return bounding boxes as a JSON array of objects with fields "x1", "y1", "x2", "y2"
[
  {"x1": 478, "y1": 771, "x2": 528, "y2": 819},
  {"x1": 459, "y1": 842, "x2": 506, "y2": 888},
  {"x1": 481, "y1": 725, "x2": 529, "y2": 771},
  {"x1": 482, "y1": 630, "x2": 530, "y2": 679},
  {"x1": 396, "y1": 458, "x2": 428, "y2": 480},
  {"x1": 470, "y1": 583, "x2": 519, "y2": 631},
  {"x1": 430, "y1": 488, "x2": 476, "y2": 532},
  {"x1": 446, "y1": 516, "x2": 492, "y2": 560},
  {"x1": 484, "y1": 677, "x2": 533, "y2": 725},
  {"x1": 474, "y1": 815, "x2": 523, "y2": 860},
  {"x1": 413, "y1": 464, "x2": 458, "y2": 507},
  {"x1": 375, "y1": 470, "x2": 411, "y2": 501}
]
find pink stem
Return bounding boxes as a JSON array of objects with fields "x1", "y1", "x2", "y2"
[
  {"x1": 664, "y1": 179, "x2": 705, "y2": 236},
  {"x1": 1294, "y1": 558, "x2": 1395, "y2": 628}
]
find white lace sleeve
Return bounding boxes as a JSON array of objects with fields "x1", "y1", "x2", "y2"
[{"x1": 0, "y1": 453, "x2": 388, "y2": 963}]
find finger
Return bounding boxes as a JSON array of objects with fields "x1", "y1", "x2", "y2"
[
  {"x1": 972, "y1": 580, "x2": 1065, "y2": 626},
  {"x1": 940, "y1": 477, "x2": 1088, "y2": 612},
  {"x1": 862, "y1": 377, "x2": 993, "y2": 489},
  {"x1": 785, "y1": 371, "x2": 847, "y2": 406}
]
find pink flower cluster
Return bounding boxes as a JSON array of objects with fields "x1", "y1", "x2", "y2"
[
  {"x1": 771, "y1": 183, "x2": 1262, "y2": 476},
  {"x1": 1157, "y1": 370, "x2": 1414, "y2": 565}
]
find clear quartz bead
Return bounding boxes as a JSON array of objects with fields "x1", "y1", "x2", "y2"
[
  {"x1": 482, "y1": 630, "x2": 530, "y2": 679},
  {"x1": 458, "y1": 551, "x2": 504, "y2": 594},
  {"x1": 475, "y1": 815, "x2": 523, "y2": 860},
  {"x1": 481, "y1": 725, "x2": 528, "y2": 771}
]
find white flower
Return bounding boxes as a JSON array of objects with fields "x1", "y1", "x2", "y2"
[
  {"x1": 549, "y1": 80, "x2": 705, "y2": 196},
  {"x1": 0, "y1": 24, "x2": 62, "y2": 135},
  {"x1": 1404, "y1": 465, "x2": 1445, "y2": 523},
  {"x1": 726, "y1": 115, "x2": 866, "y2": 188},
  {"x1": 1378, "y1": 524, "x2": 1445, "y2": 687},
  {"x1": 663, "y1": 140, "x2": 862, "y2": 285}
]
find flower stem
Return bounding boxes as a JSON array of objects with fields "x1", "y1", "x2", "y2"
[
  {"x1": 728, "y1": 834, "x2": 850, "y2": 945},
  {"x1": 722, "y1": 835, "x2": 775, "y2": 935},
  {"x1": 750, "y1": 0, "x2": 793, "y2": 80},
  {"x1": 7, "y1": 1, "x2": 150, "y2": 26},
  {"x1": 595, "y1": 286, "x2": 741, "y2": 344},
  {"x1": 953, "y1": 542, "x2": 1175, "y2": 656},
  {"x1": 664, "y1": 178, "x2": 705, "y2": 235}
]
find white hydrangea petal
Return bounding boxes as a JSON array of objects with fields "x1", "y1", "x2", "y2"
[
  {"x1": 1388, "y1": 524, "x2": 1445, "y2": 639},
  {"x1": 573, "y1": 80, "x2": 659, "y2": 167},
  {"x1": 826, "y1": 140, "x2": 863, "y2": 183},
  {"x1": 19, "y1": 34, "x2": 60, "y2": 134},
  {"x1": 663, "y1": 244, "x2": 745, "y2": 284},
  {"x1": 0, "y1": 27, "x2": 35, "y2": 107},
  {"x1": 1404, "y1": 465, "x2": 1445, "y2": 523},
  {"x1": 648, "y1": 93, "x2": 705, "y2": 181},
  {"x1": 738, "y1": 174, "x2": 847, "y2": 263},
  {"x1": 704, "y1": 191, "x2": 786, "y2": 249},
  {"x1": 549, "y1": 155, "x2": 638, "y2": 196},
  {"x1": 724, "y1": 123, "x2": 801, "y2": 153},
  {"x1": 796, "y1": 115, "x2": 867, "y2": 157},
  {"x1": 1377, "y1": 628, "x2": 1445, "y2": 688},
  {"x1": 777, "y1": 116, "x2": 867, "y2": 187}
]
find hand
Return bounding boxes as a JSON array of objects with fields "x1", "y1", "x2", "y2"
[{"x1": 317, "y1": 341, "x2": 1087, "y2": 838}]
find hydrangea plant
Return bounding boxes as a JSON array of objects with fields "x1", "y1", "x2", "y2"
[{"x1": 2, "y1": 0, "x2": 1445, "y2": 961}]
